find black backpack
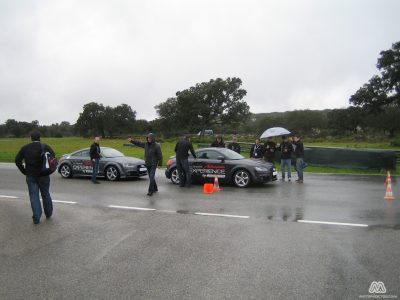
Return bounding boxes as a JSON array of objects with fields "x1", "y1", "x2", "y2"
[{"x1": 40, "y1": 144, "x2": 58, "y2": 175}]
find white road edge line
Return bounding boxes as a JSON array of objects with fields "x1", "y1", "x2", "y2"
[
  {"x1": 194, "y1": 212, "x2": 250, "y2": 219},
  {"x1": 297, "y1": 220, "x2": 368, "y2": 227},
  {"x1": 53, "y1": 200, "x2": 77, "y2": 204},
  {"x1": 108, "y1": 205, "x2": 156, "y2": 211},
  {"x1": 0, "y1": 195, "x2": 19, "y2": 199}
]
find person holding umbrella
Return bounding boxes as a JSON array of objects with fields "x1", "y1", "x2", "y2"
[
  {"x1": 278, "y1": 135, "x2": 294, "y2": 181},
  {"x1": 264, "y1": 137, "x2": 277, "y2": 163}
]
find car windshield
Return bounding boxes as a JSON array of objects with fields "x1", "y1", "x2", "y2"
[
  {"x1": 219, "y1": 148, "x2": 245, "y2": 160},
  {"x1": 101, "y1": 148, "x2": 125, "y2": 158}
]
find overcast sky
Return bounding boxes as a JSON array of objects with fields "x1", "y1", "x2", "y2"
[{"x1": 0, "y1": 0, "x2": 399, "y2": 125}]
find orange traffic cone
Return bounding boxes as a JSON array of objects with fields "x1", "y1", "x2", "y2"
[
  {"x1": 213, "y1": 176, "x2": 221, "y2": 192},
  {"x1": 384, "y1": 171, "x2": 395, "y2": 201},
  {"x1": 203, "y1": 183, "x2": 214, "y2": 194}
]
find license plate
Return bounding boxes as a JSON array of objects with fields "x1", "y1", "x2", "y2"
[
  {"x1": 140, "y1": 168, "x2": 147, "y2": 172},
  {"x1": 273, "y1": 171, "x2": 278, "y2": 176}
]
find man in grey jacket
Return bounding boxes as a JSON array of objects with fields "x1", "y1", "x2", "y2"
[{"x1": 128, "y1": 133, "x2": 163, "y2": 196}]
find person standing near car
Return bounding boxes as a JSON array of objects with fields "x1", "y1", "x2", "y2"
[
  {"x1": 211, "y1": 135, "x2": 225, "y2": 148},
  {"x1": 227, "y1": 136, "x2": 241, "y2": 154},
  {"x1": 250, "y1": 138, "x2": 265, "y2": 159},
  {"x1": 128, "y1": 133, "x2": 163, "y2": 196},
  {"x1": 264, "y1": 137, "x2": 277, "y2": 163},
  {"x1": 293, "y1": 134, "x2": 305, "y2": 183},
  {"x1": 278, "y1": 136, "x2": 294, "y2": 181},
  {"x1": 15, "y1": 131, "x2": 56, "y2": 224},
  {"x1": 175, "y1": 135, "x2": 197, "y2": 188},
  {"x1": 90, "y1": 136, "x2": 101, "y2": 184}
]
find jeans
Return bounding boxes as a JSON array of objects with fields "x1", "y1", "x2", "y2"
[
  {"x1": 91, "y1": 158, "x2": 100, "y2": 182},
  {"x1": 281, "y1": 159, "x2": 292, "y2": 179},
  {"x1": 26, "y1": 176, "x2": 53, "y2": 221},
  {"x1": 177, "y1": 158, "x2": 191, "y2": 187},
  {"x1": 146, "y1": 165, "x2": 158, "y2": 192},
  {"x1": 296, "y1": 158, "x2": 304, "y2": 180}
]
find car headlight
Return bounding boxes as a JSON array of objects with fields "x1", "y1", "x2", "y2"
[
  {"x1": 123, "y1": 163, "x2": 135, "y2": 168},
  {"x1": 255, "y1": 167, "x2": 268, "y2": 172}
]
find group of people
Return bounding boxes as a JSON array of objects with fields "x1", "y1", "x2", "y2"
[
  {"x1": 211, "y1": 134, "x2": 306, "y2": 183},
  {"x1": 15, "y1": 131, "x2": 305, "y2": 225}
]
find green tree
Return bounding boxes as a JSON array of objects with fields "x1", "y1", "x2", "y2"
[
  {"x1": 155, "y1": 77, "x2": 250, "y2": 133},
  {"x1": 350, "y1": 41, "x2": 400, "y2": 111},
  {"x1": 75, "y1": 102, "x2": 106, "y2": 137}
]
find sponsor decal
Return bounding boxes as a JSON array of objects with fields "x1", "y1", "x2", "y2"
[{"x1": 359, "y1": 281, "x2": 397, "y2": 298}]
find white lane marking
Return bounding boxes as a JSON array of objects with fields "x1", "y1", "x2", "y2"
[
  {"x1": 297, "y1": 220, "x2": 368, "y2": 227},
  {"x1": 0, "y1": 195, "x2": 18, "y2": 199},
  {"x1": 53, "y1": 200, "x2": 77, "y2": 204},
  {"x1": 108, "y1": 205, "x2": 156, "y2": 211},
  {"x1": 194, "y1": 212, "x2": 250, "y2": 219}
]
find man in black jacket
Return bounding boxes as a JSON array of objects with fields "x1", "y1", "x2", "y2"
[
  {"x1": 90, "y1": 136, "x2": 101, "y2": 184},
  {"x1": 293, "y1": 134, "x2": 305, "y2": 183},
  {"x1": 278, "y1": 136, "x2": 294, "y2": 181},
  {"x1": 227, "y1": 136, "x2": 241, "y2": 154},
  {"x1": 211, "y1": 135, "x2": 225, "y2": 148},
  {"x1": 128, "y1": 133, "x2": 163, "y2": 196},
  {"x1": 15, "y1": 131, "x2": 56, "y2": 224},
  {"x1": 264, "y1": 137, "x2": 277, "y2": 163},
  {"x1": 250, "y1": 138, "x2": 265, "y2": 159},
  {"x1": 175, "y1": 135, "x2": 197, "y2": 187}
]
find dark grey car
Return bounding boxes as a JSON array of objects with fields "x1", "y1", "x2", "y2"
[
  {"x1": 165, "y1": 147, "x2": 278, "y2": 188},
  {"x1": 58, "y1": 147, "x2": 147, "y2": 181}
]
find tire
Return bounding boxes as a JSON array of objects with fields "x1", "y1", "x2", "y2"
[
  {"x1": 105, "y1": 165, "x2": 120, "y2": 181},
  {"x1": 59, "y1": 164, "x2": 73, "y2": 178},
  {"x1": 233, "y1": 169, "x2": 251, "y2": 188},
  {"x1": 170, "y1": 168, "x2": 180, "y2": 185}
]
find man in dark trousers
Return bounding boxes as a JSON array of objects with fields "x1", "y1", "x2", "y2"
[
  {"x1": 227, "y1": 136, "x2": 241, "y2": 154},
  {"x1": 90, "y1": 136, "x2": 101, "y2": 184},
  {"x1": 128, "y1": 133, "x2": 163, "y2": 196},
  {"x1": 15, "y1": 131, "x2": 56, "y2": 224},
  {"x1": 175, "y1": 135, "x2": 197, "y2": 187},
  {"x1": 211, "y1": 135, "x2": 225, "y2": 148},
  {"x1": 278, "y1": 136, "x2": 294, "y2": 181},
  {"x1": 250, "y1": 138, "x2": 265, "y2": 159},
  {"x1": 293, "y1": 134, "x2": 305, "y2": 183},
  {"x1": 264, "y1": 137, "x2": 277, "y2": 163}
]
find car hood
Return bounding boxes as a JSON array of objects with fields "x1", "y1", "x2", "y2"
[
  {"x1": 106, "y1": 156, "x2": 145, "y2": 165},
  {"x1": 234, "y1": 158, "x2": 275, "y2": 168}
]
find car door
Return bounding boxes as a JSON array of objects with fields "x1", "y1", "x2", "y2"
[
  {"x1": 197, "y1": 150, "x2": 228, "y2": 184},
  {"x1": 79, "y1": 149, "x2": 93, "y2": 175}
]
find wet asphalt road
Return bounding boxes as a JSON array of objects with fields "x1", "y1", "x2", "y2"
[{"x1": 0, "y1": 163, "x2": 399, "y2": 299}]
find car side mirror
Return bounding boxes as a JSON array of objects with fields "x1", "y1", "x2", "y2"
[{"x1": 217, "y1": 155, "x2": 225, "y2": 162}]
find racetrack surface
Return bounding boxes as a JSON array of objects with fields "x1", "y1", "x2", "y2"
[{"x1": 0, "y1": 163, "x2": 399, "y2": 299}]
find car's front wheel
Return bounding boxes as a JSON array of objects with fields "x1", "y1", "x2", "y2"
[
  {"x1": 233, "y1": 169, "x2": 251, "y2": 188},
  {"x1": 59, "y1": 164, "x2": 73, "y2": 178},
  {"x1": 170, "y1": 168, "x2": 180, "y2": 185},
  {"x1": 105, "y1": 165, "x2": 120, "y2": 181}
]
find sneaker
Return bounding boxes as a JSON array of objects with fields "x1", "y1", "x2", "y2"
[
  {"x1": 147, "y1": 192, "x2": 153, "y2": 196},
  {"x1": 280, "y1": 178, "x2": 285, "y2": 181},
  {"x1": 288, "y1": 178, "x2": 291, "y2": 182},
  {"x1": 33, "y1": 219, "x2": 40, "y2": 224},
  {"x1": 297, "y1": 179, "x2": 303, "y2": 183}
]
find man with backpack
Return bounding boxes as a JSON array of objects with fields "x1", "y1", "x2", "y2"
[
  {"x1": 15, "y1": 131, "x2": 56, "y2": 224},
  {"x1": 278, "y1": 136, "x2": 294, "y2": 181},
  {"x1": 90, "y1": 136, "x2": 101, "y2": 184}
]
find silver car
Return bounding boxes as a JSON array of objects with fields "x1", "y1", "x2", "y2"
[{"x1": 58, "y1": 147, "x2": 147, "y2": 181}]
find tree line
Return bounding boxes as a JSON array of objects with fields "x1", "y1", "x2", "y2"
[{"x1": 0, "y1": 41, "x2": 399, "y2": 139}]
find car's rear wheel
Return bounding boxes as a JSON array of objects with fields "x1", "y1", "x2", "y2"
[
  {"x1": 233, "y1": 169, "x2": 251, "y2": 188},
  {"x1": 106, "y1": 165, "x2": 120, "y2": 181},
  {"x1": 170, "y1": 168, "x2": 180, "y2": 185},
  {"x1": 60, "y1": 164, "x2": 73, "y2": 178}
]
